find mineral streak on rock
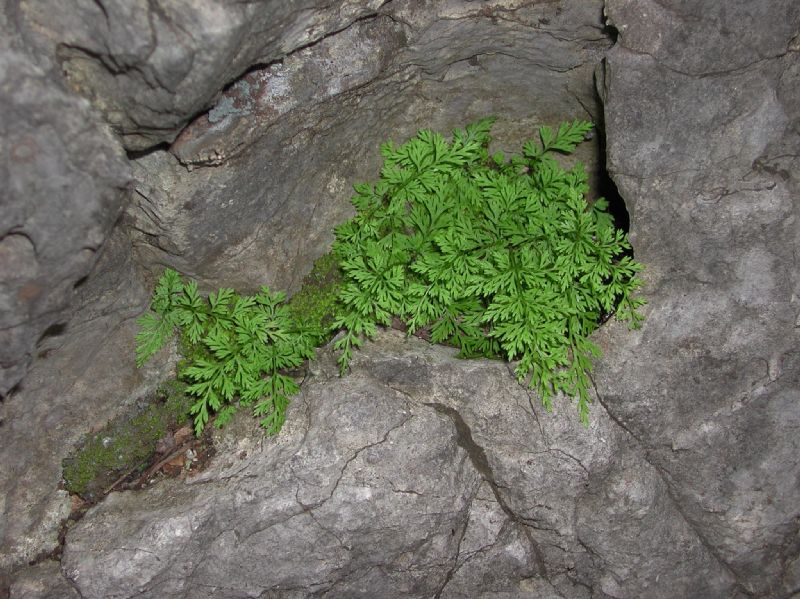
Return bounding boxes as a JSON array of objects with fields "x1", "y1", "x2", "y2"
[{"x1": 171, "y1": 17, "x2": 407, "y2": 167}]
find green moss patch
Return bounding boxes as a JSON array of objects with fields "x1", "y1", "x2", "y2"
[
  {"x1": 286, "y1": 251, "x2": 343, "y2": 345},
  {"x1": 62, "y1": 380, "x2": 193, "y2": 500}
]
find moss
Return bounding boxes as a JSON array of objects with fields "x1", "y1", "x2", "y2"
[
  {"x1": 62, "y1": 380, "x2": 193, "y2": 500},
  {"x1": 286, "y1": 251, "x2": 343, "y2": 346}
]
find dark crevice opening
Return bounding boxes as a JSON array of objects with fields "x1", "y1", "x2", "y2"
[
  {"x1": 35, "y1": 323, "x2": 68, "y2": 360},
  {"x1": 595, "y1": 7, "x2": 628, "y2": 235},
  {"x1": 222, "y1": 57, "x2": 283, "y2": 91},
  {"x1": 593, "y1": 101, "x2": 630, "y2": 235},
  {"x1": 1, "y1": 377, "x2": 24, "y2": 403},
  {"x1": 597, "y1": 141, "x2": 629, "y2": 234},
  {"x1": 602, "y1": 22, "x2": 619, "y2": 45},
  {"x1": 37, "y1": 322, "x2": 67, "y2": 344},
  {"x1": 126, "y1": 141, "x2": 170, "y2": 161}
]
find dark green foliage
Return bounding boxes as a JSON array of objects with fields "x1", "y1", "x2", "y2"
[
  {"x1": 331, "y1": 118, "x2": 645, "y2": 423},
  {"x1": 136, "y1": 272, "x2": 317, "y2": 435}
]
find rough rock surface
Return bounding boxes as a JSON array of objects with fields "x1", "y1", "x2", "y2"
[
  {"x1": 62, "y1": 331, "x2": 736, "y2": 598},
  {"x1": 0, "y1": 0, "x2": 611, "y2": 576},
  {"x1": 7, "y1": 560, "x2": 80, "y2": 599},
  {"x1": 0, "y1": 229, "x2": 175, "y2": 571},
  {"x1": 0, "y1": 45, "x2": 131, "y2": 397},
  {"x1": 127, "y1": 0, "x2": 608, "y2": 292},
  {"x1": 594, "y1": 0, "x2": 800, "y2": 596},
  {"x1": 16, "y1": 0, "x2": 396, "y2": 150}
]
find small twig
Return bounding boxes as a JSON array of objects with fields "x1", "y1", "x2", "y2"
[
  {"x1": 134, "y1": 442, "x2": 195, "y2": 488},
  {"x1": 103, "y1": 462, "x2": 147, "y2": 496}
]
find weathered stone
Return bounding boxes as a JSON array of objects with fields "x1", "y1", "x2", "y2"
[
  {"x1": 603, "y1": 0, "x2": 798, "y2": 75},
  {"x1": 2, "y1": 0, "x2": 799, "y2": 597},
  {"x1": 0, "y1": 45, "x2": 131, "y2": 397},
  {"x1": 0, "y1": 228, "x2": 176, "y2": 571},
  {"x1": 171, "y1": 16, "x2": 408, "y2": 168},
  {"x1": 18, "y1": 0, "x2": 396, "y2": 150},
  {"x1": 61, "y1": 331, "x2": 736, "y2": 598},
  {"x1": 594, "y1": 0, "x2": 800, "y2": 596},
  {"x1": 8, "y1": 560, "x2": 81, "y2": 599},
  {"x1": 127, "y1": 0, "x2": 609, "y2": 293}
]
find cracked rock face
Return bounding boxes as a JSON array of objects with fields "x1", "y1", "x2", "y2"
[
  {"x1": 0, "y1": 44, "x2": 131, "y2": 398},
  {"x1": 61, "y1": 331, "x2": 736, "y2": 598},
  {"x1": 18, "y1": 0, "x2": 393, "y2": 150},
  {"x1": 0, "y1": 228, "x2": 177, "y2": 572},
  {"x1": 1, "y1": 0, "x2": 611, "y2": 574},
  {"x1": 126, "y1": 0, "x2": 608, "y2": 293},
  {"x1": 594, "y1": 0, "x2": 800, "y2": 596}
]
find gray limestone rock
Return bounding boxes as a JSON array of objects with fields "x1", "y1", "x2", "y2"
[
  {"x1": 17, "y1": 0, "x2": 396, "y2": 150},
  {"x1": 126, "y1": 0, "x2": 609, "y2": 293},
  {"x1": 169, "y1": 15, "x2": 408, "y2": 168},
  {"x1": 1, "y1": 0, "x2": 611, "y2": 576},
  {"x1": 61, "y1": 331, "x2": 737, "y2": 598},
  {"x1": 0, "y1": 228, "x2": 176, "y2": 571},
  {"x1": 1, "y1": 0, "x2": 798, "y2": 597},
  {"x1": 7, "y1": 560, "x2": 81, "y2": 599},
  {"x1": 594, "y1": 0, "x2": 800, "y2": 596},
  {"x1": 0, "y1": 45, "x2": 131, "y2": 398}
]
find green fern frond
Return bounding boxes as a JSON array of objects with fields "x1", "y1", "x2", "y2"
[
  {"x1": 329, "y1": 118, "x2": 645, "y2": 424},
  {"x1": 137, "y1": 118, "x2": 645, "y2": 435},
  {"x1": 135, "y1": 311, "x2": 174, "y2": 367},
  {"x1": 136, "y1": 269, "x2": 317, "y2": 436}
]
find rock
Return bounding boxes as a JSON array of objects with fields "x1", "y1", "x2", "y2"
[
  {"x1": 126, "y1": 0, "x2": 609, "y2": 293},
  {"x1": 61, "y1": 331, "x2": 736, "y2": 598},
  {"x1": 603, "y1": 0, "x2": 798, "y2": 75},
  {"x1": 7, "y1": 560, "x2": 81, "y2": 599},
  {"x1": 2, "y1": 0, "x2": 799, "y2": 596},
  {"x1": 18, "y1": 0, "x2": 398, "y2": 150},
  {"x1": 2, "y1": 0, "x2": 611, "y2": 577},
  {"x1": 0, "y1": 46, "x2": 131, "y2": 398},
  {"x1": 170, "y1": 16, "x2": 408, "y2": 168},
  {"x1": 594, "y1": 0, "x2": 800, "y2": 596},
  {"x1": 0, "y1": 228, "x2": 176, "y2": 571}
]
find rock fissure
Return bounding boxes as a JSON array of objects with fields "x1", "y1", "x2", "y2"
[
  {"x1": 432, "y1": 489, "x2": 476, "y2": 599},
  {"x1": 284, "y1": 10, "x2": 393, "y2": 59},
  {"x1": 298, "y1": 410, "x2": 414, "y2": 512},
  {"x1": 512, "y1": 372, "x2": 593, "y2": 478},
  {"x1": 421, "y1": 401, "x2": 549, "y2": 579},
  {"x1": 587, "y1": 372, "x2": 754, "y2": 595},
  {"x1": 548, "y1": 447, "x2": 590, "y2": 476},
  {"x1": 296, "y1": 492, "x2": 353, "y2": 552},
  {"x1": 386, "y1": 482, "x2": 425, "y2": 497},
  {"x1": 612, "y1": 31, "x2": 794, "y2": 79}
]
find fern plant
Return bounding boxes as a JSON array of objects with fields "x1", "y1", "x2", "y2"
[
  {"x1": 331, "y1": 118, "x2": 645, "y2": 423},
  {"x1": 136, "y1": 270, "x2": 316, "y2": 435},
  {"x1": 136, "y1": 119, "x2": 644, "y2": 433}
]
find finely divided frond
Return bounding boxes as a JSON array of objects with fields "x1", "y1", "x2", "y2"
[
  {"x1": 330, "y1": 118, "x2": 645, "y2": 425},
  {"x1": 137, "y1": 118, "x2": 645, "y2": 434},
  {"x1": 135, "y1": 269, "x2": 317, "y2": 436}
]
